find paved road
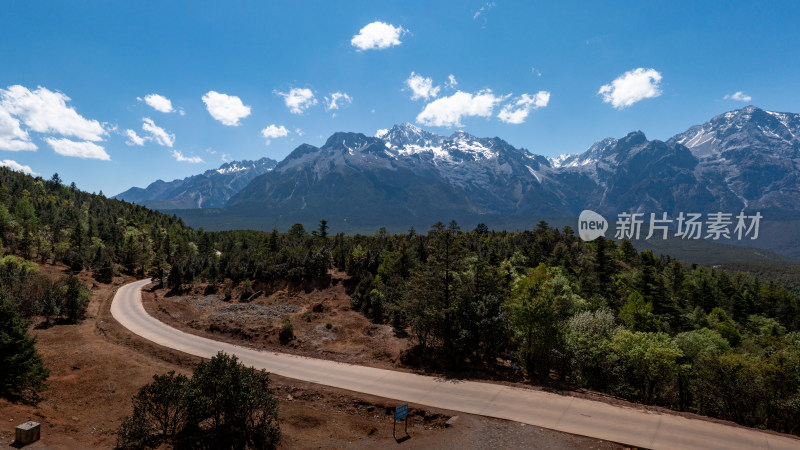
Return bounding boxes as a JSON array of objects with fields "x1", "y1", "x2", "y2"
[{"x1": 112, "y1": 279, "x2": 800, "y2": 449}]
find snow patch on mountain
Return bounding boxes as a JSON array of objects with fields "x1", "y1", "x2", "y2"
[{"x1": 548, "y1": 154, "x2": 572, "y2": 168}]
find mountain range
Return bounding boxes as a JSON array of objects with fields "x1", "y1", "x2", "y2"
[
  {"x1": 115, "y1": 106, "x2": 800, "y2": 255},
  {"x1": 115, "y1": 157, "x2": 277, "y2": 209}
]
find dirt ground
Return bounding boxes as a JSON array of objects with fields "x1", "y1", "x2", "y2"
[
  {"x1": 0, "y1": 267, "x2": 627, "y2": 449},
  {"x1": 143, "y1": 271, "x2": 409, "y2": 369}
]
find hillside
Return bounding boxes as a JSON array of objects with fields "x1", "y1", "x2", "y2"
[{"x1": 0, "y1": 167, "x2": 197, "y2": 278}]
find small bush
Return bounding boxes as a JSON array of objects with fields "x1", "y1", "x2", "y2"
[
  {"x1": 325, "y1": 322, "x2": 333, "y2": 330},
  {"x1": 279, "y1": 317, "x2": 294, "y2": 343},
  {"x1": 63, "y1": 250, "x2": 84, "y2": 272},
  {"x1": 239, "y1": 279, "x2": 254, "y2": 302}
]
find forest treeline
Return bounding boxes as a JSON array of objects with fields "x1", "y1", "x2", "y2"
[{"x1": 0, "y1": 167, "x2": 799, "y2": 434}]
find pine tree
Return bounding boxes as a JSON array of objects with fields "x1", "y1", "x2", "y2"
[
  {"x1": 317, "y1": 219, "x2": 329, "y2": 239},
  {"x1": 404, "y1": 222, "x2": 465, "y2": 357},
  {"x1": 593, "y1": 237, "x2": 615, "y2": 296},
  {"x1": 57, "y1": 275, "x2": 92, "y2": 323},
  {"x1": 0, "y1": 297, "x2": 49, "y2": 402}
]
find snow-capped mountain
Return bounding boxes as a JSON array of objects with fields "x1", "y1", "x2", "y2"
[
  {"x1": 544, "y1": 105, "x2": 800, "y2": 216},
  {"x1": 669, "y1": 106, "x2": 800, "y2": 159},
  {"x1": 667, "y1": 105, "x2": 800, "y2": 212},
  {"x1": 228, "y1": 123, "x2": 576, "y2": 224},
  {"x1": 554, "y1": 131, "x2": 714, "y2": 214},
  {"x1": 115, "y1": 157, "x2": 277, "y2": 209},
  {"x1": 548, "y1": 137, "x2": 618, "y2": 171},
  {"x1": 123, "y1": 106, "x2": 800, "y2": 243}
]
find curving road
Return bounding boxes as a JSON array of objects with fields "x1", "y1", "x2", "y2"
[{"x1": 112, "y1": 279, "x2": 799, "y2": 449}]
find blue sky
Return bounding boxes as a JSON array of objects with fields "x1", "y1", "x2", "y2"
[{"x1": 1, "y1": 1, "x2": 799, "y2": 195}]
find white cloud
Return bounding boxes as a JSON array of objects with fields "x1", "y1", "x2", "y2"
[
  {"x1": 124, "y1": 129, "x2": 146, "y2": 146},
  {"x1": 325, "y1": 92, "x2": 353, "y2": 111},
  {"x1": 725, "y1": 91, "x2": 752, "y2": 102},
  {"x1": 416, "y1": 90, "x2": 503, "y2": 127},
  {"x1": 446, "y1": 75, "x2": 458, "y2": 89},
  {"x1": 295, "y1": 128, "x2": 304, "y2": 136},
  {"x1": 45, "y1": 137, "x2": 110, "y2": 160},
  {"x1": 351, "y1": 21, "x2": 406, "y2": 51},
  {"x1": 406, "y1": 72, "x2": 440, "y2": 101},
  {"x1": 0, "y1": 85, "x2": 106, "y2": 141},
  {"x1": 275, "y1": 88, "x2": 318, "y2": 114},
  {"x1": 142, "y1": 94, "x2": 175, "y2": 113},
  {"x1": 171, "y1": 149, "x2": 204, "y2": 163},
  {"x1": 261, "y1": 124, "x2": 289, "y2": 145},
  {"x1": 142, "y1": 117, "x2": 174, "y2": 147},
  {"x1": 202, "y1": 91, "x2": 251, "y2": 126},
  {"x1": 221, "y1": 153, "x2": 231, "y2": 163},
  {"x1": 0, "y1": 159, "x2": 37, "y2": 175},
  {"x1": 473, "y1": 2, "x2": 496, "y2": 19},
  {"x1": 598, "y1": 68, "x2": 663, "y2": 109},
  {"x1": 0, "y1": 108, "x2": 37, "y2": 151},
  {"x1": 498, "y1": 91, "x2": 550, "y2": 124},
  {"x1": 375, "y1": 129, "x2": 389, "y2": 138}
]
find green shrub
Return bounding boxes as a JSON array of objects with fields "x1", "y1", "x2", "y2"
[
  {"x1": 239, "y1": 279, "x2": 254, "y2": 302},
  {"x1": 279, "y1": 317, "x2": 294, "y2": 343},
  {"x1": 118, "y1": 353, "x2": 280, "y2": 449}
]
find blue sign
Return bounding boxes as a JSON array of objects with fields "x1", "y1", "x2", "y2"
[{"x1": 395, "y1": 404, "x2": 408, "y2": 420}]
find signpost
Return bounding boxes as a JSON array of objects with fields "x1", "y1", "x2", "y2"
[{"x1": 393, "y1": 403, "x2": 409, "y2": 439}]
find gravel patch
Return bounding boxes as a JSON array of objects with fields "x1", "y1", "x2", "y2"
[
  {"x1": 172, "y1": 295, "x2": 223, "y2": 308},
  {"x1": 197, "y1": 295, "x2": 223, "y2": 307},
  {"x1": 210, "y1": 303, "x2": 300, "y2": 322},
  {"x1": 310, "y1": 323, "x2": 337, "y2": 342}
]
